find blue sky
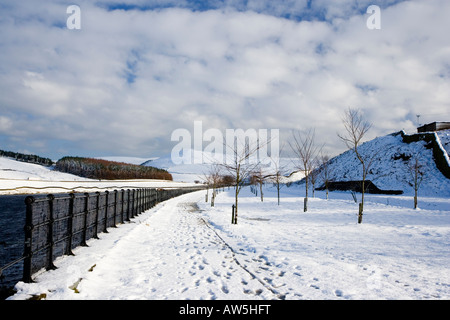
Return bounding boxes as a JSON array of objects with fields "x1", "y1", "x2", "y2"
[
  {"x1": 0, "y1": 0, "x2": 449, "y2": 160},
  {"x1": 98, "y1": 0, "x2": 403, "y2": 21}
]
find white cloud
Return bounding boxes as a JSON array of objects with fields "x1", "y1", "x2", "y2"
[{"x1": 0, "y1": 0, "x2": 449, "y2": 159}]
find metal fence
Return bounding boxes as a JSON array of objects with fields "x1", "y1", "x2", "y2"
[{"x1": 0, "y1": 186, "x2": 202, "y2": 288}]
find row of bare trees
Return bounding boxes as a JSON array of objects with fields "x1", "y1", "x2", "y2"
[{"x1": 202, "y1": 108, "x2": 425, "y2": 224}]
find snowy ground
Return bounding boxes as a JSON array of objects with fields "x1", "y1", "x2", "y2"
[
  {"x1": 8, "y1": 185, "x2": 450, "y2": 300},
  {"x1": 0, "y1": 157, "x2": 199, "y2": 195}
]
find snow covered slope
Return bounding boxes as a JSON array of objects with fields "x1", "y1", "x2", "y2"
[
  {"x1": 0, "y1": 157, "x2": 89, "y2": 181},
  {"x1": 320, "y1": 130, "x2": 450, "y2": 197},
  {"x1": 0, "y1": 157, "x2": 198, "y2": 194},
  {"x1": 437, "y1": 129, "x2": 450, "y2": 155},
  {"x1": 143, "y1": 150, "x2": 302, "y2": 183}
]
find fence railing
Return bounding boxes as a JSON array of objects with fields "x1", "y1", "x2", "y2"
[{"x1": 0, "y1": 186, "x2": 203, "y2": 287}]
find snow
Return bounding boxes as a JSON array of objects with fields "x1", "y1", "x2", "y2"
[
  {"x1": 0, "y1": 157, "x2": 199, "y2": 195},
  {"x1": 144, "y1": 150, "x2": 301, "y2": 184},
  {"x1": 8, "y1": 185, "x2": 450, "y2": 300},
  {"x1": 145, "y1": 131, "x2": 450, "y2": 198},
  {"x1": 437, "y1": 129, "x2": 450, "y2": 155},
  {"x1": 2, "y1": 133, "x2": 449, "y2": 300},
  {"x1": 321, "y1": 131, "x2": 450, "y2": 197}
]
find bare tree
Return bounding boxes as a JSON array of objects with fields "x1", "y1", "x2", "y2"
[
  {"x1": 337, "y1": 108, "x2": 372, "y2": 223},
  {"x1": 264, "y1": 144, "x2": 288, "y2": 205},
  {"x1": 289, "y1": 128, "x2": 322, "y2": 212},
  {"x1": 318, "y1": 153, "x2": 334, "y2": 200},
  {"x1": 202, "y1": 163, "x2": 223, "y2": 207},
  {"x1": 251, "y1": 166, "x2": 268, "y2": 202},
  {"x1": 221, "y1": 136, "x2": 265, "y2": 224},
  {"x1": 309, "y1": 158, "x2": 321, "y2": 198},
  {"x1": 408, "y1": 154, "x2": 425, "y2": 209}
]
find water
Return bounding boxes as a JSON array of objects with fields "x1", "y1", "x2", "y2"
[{"x1": 0, "y1": 195, "x2": 28, "y2": 292}]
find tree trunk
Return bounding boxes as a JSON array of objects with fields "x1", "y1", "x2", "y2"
[
  {"x1": 304, "y1": 175, "x2": 308, "y2": 212},
  {"x1": 260, "y1": 182, "x2": 263, "y2": 202},
  {"x1": 359, "y1": 175, "x2": 365, "y2": 223},
  {"x1": 234, "y1": 190, "x2": 238, "y2": 224},
  {"x1": 358, "y1": 203, "x2": 363, "y2": 224},
  {"x1": 277, "y1": 185, "x2": 280, "y2": 205},
  {"x1": 414, "y1": 188, "x2": 418, "y2": 209}
]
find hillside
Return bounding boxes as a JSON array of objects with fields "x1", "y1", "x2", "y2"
[
  {"x1": 0, "y1": 157, "x2": 89, "y2": 181},
  {"x1": 55, "y1": 157, "x2": 173, "y2": 180},
  {"x1": 143, "y1": 150, "x2": 302, "y2": 183},
  {"x1": 316, "y1": 130, "x2": 450, "y2": 197}
]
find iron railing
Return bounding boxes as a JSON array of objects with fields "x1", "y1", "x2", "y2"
[{"x1": 0, "y1": 186, "x2": 202, "y2": 288}]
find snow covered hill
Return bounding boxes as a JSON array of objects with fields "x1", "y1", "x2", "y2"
[
  {"x1": 0, "y1": 156, "x2": 198, "y2": 195},
  {"x1": 143, "y1": 151, "x2": 302, "y2": 184},
  {"x1": 144, "y1": 130, "x2": 450, "y2": 198},
  {"x1": 0, "y1": 157, "x2": 89, "y2": 182},
  {"x1": 2, "y1": 128, "x2": 448, "y2": 196},
  {"x1": 319, "y1": 130, "x2": 450, "y2": 197}
]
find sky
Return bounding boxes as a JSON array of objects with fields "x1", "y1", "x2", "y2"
[{"x1": 0, "y1": 0, "x2": 449, "y2": 161}]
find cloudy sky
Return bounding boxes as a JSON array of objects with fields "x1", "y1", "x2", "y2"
[{"x1": 0, "y1": 0, "x2": 449, "y2": 160}]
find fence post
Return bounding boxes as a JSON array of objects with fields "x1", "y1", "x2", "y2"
[
  {"x1": 104, "y1": 191, "x2": 109, "y2": 233},
  {"x1": 93, "y1": 192, "x2": 100, "y2": 239},
  {"x1": 138, "y1": 189, "x2": 142, "y2": 214},
  {"x1": 144, "y1": 188, "x2": 148, "y2": 210},
  {"x1": 137, "y1": 189, "x2": 142, "y2": 214},
  {"x1": 66, "y1": 193, "x2": 75, "y2": 256},
  {"x1": 113, "y1": 190, "x2": 118, "y2": 228},
  {"x1": 81, "y1": 193, "x2": 89, "y2": 247},
  {"x1": 142, "y1": 188, "x2": 145, "y2": 211},
  {"x1": 131, "y1": 189, "x2": 135, "y2": 218},
  {"x1": 136, "y1": 189, "x2": 139, "y2": 216},
  {"x1": 121, "y1": 189, "x2": 125, "y2": 224},
  {"x1": 46, "y1": 194, "x2": 57, "y2": 271},
  {"x1": 140, "y1": 189, "x2": 143, "y2": 212},
  {"x1": 126, "y1": 189, "x2": 131, "y2": 221},
  {"x1": 23, "y1": 196, "x2": 35, "y2": 283}
]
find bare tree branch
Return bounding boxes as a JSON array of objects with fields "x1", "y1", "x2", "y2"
[
  {"x1": 337, "y1": 107, "x2": 372, "y2": 223},
  {"x1": 219, "y1": 134, "x2": 270, "y2": 223},
  {"x1": 289, "y1": 128, "x2": 322, "y2": 211}
]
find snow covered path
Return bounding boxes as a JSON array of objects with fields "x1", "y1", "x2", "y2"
[
  {"x1": 9, "y1": 187, "x2": 450, "y2": 300},
  {"x1": 70, "y1": 198, "x2": 276, "y2": 300},
  {"x1": 11, "y1": 191, "x2": 276, "y2": 300}
]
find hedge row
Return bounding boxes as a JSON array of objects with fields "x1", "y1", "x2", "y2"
[
  {"x1": 0, "y1": 149, "x2": 53, "y2": 166},
  {"x1": 55, "y1": 157, "x2": 172, "y2": 180}
]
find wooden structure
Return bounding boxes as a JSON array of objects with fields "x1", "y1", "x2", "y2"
[{"x1": 417, "y1": 122, "x2": 450, "y2": 133}]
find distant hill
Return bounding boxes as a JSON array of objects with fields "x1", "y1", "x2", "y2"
[
  {"x1": 0, "y1": 149, "x2": 53, "y2": 166},
  {"x1": 314, "y1": 130, "x2": 450, "y2": 197},
  {"x1": 142, "y1": 149, "x2": 302, "y2": 183},
  {"x1": 55, "y1": 157, "x2": 173, "y2": 180}
]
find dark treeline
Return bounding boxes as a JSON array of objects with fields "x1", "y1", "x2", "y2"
[
  {"x1": 55, "y1": 157, "x2": 173, "y2": 180},
  {"x1": 0, "y1": 149, "x2": 53, "y2": 166}
]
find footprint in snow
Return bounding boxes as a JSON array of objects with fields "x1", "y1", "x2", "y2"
[{"x1": 334, "y1": 289, "x2": 343, "y2": 297}]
